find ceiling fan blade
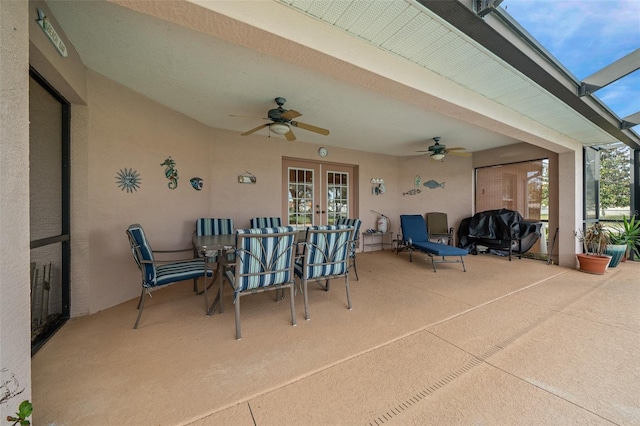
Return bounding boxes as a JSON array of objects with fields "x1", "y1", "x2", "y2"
[
  {"x1": 241, "y1": 123, "x2": 269, "y2": 136},
  {"x1": 446, "y1": 147, "x2": 467, "y2": 151},
  {"x1": 447, "y1": 151, "x2": 472, "y2": 157},
  {"x1": 284, "y1": 129, "x2": 296, "y2": 141},
  {"x1": 281, "y1": 109, "x2": 302, "y2": 120},
  {"x1": 290, "y1": 121, "x2": 330, "y2": 135}
]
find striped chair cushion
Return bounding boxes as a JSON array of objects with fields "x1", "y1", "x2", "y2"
[
  {"x1": 196, "y1": 218, "x2": 234, "y2": 236},
  {"x1": 227, "y1": 226, "x2": 296, "y2": 294},
  {"x1": 155, "y1": 259, "x2": 210, "y2": 287},
  {"x1": 127, "y1": 224, "x2": 157, "y2": 285},
  {"x1": 250, "y1": 217, "x2": 283, "y2": 228},
  {"x1": 336, "y1": 218, "x2": 362, "y2": 258},
  {"x1": 295, "y1": 225, "x2": 351, "y2": 280},
  {"x1": 127, "y1": 223, "x2": 212, "y2": 288}
]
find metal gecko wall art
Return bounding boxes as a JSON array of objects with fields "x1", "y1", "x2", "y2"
[{"x1": 160, "y1": 157, "x2": 178, "y2": 189}]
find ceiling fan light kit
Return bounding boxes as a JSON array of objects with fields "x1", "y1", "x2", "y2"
[
  {"x1": 269, "y1": 122, "x2": 290, "y2": 135},
  {"x1": 430, "y1": 153, "x2": 445, "y2": 161}
]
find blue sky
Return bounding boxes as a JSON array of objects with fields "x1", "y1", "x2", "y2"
[{"x1": 503, "y1": 0, "x2": 640, "y2": 120}]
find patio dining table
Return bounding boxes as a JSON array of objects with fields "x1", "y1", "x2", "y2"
[{"x1": 192, "y1": 230, "x2": 307, "y2": 315}]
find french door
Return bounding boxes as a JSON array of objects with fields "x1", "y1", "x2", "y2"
[{"x1": 283, "y1": 158, "x2": 357, "y2": 228}]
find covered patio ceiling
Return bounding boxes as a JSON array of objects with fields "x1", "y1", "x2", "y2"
[{"x1": 44, "y1": 0, "x2": 640, "y2": 156}]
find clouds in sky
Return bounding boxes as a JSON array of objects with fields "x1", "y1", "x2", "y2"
[{"x1": 503, "y1": 0, "x2": 639, "y2": 118}]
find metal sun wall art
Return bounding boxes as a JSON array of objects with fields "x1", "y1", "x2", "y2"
[
  {"x1": 161, "y1": 157, "x2": 178, "y2": 189},
  {"x1": 115, "y1": 168, "x2": 141, "y2": 193}
]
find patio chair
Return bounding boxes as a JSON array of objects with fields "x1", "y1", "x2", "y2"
[
  {"x1": 250, "y1": 217, "x2": 282, "y2": 228},
  {"x1": 335, "y1": 218, "x2": 362, "y2": 280},
  {"x1": 223, "y1": 226, "x2": 297, "y2": 340},
  {"x1": 193, "y1": 218, "x2": 234, "y2": 294},
  {"x1": 126, "y1": 224, "x2": 214, "y2": 329},
  {"x1": 295, "y1": 225, "x2": 353, "y2": 320},
  {"x1": 426, "y1": 212, "x2": 454, "y2": 246},
  {"x1": 399, "y1": 215, "x2": 468, "y2": 272}
]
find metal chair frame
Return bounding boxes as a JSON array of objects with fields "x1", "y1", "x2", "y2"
[
  {"x1": 223, "y1": 227, "x2": 297, "y2": 340},
  {"x1": 126, "y1": 224, "x2": 213, "y2": 329},
  {"x1": 295, "y1": 226, "x2": 353, "y2": 320}
]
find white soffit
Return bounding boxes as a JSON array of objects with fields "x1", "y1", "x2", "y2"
[{"x1": 278, "y1": 0, "x2": 618, "y2": 145}]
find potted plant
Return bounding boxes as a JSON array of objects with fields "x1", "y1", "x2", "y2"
[
  {"x1": 612, "y1": 214, "x2": 640, "y2": 261},
  {"x1": 575, "y1": 222, "x2": 611, "y2": 274},
  {"x1": 606, "y1": 230, "x2": 627, "y2": 268}
]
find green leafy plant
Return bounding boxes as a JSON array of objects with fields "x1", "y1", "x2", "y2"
[
  {"x1": 6, "y1": 400, "x2": 32, "y2": 426},
  {"x1": 609, "y1": 215, "x2": 640, "y2": 259}
]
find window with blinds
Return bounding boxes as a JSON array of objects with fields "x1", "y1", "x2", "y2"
[{"x1": 475, "y1": 159, "x2": 547, "y2": 220}]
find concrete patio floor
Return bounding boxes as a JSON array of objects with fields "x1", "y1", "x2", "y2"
[{"x1": 32, "y1": 250, "x2": 640, "y2": 425}]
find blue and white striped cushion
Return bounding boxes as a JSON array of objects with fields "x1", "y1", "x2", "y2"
[
  {"x1": 196, "y1": 218, "x2": 234, "y2": 236},
  {"x1": 231, "y1": 226, "x2": 296, "y2": 293},
  {"x1": 295, "y1": 225, "x2": 351, "y2": 280},
  {"x1": 250, "y1": 217, "x2": 283, "y2": 228},
  {"x1": 336, "y1": 218, "x2": 361, "y2": 259},
  {"x1": 127, "y1": 224, "x2": 157, "y2": 285},
  {"x1": 155, "y1": 259, "x2": 210, "y2": 287}
]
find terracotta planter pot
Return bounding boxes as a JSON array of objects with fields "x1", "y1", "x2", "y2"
[{"x1": 576, "y1": 253, "x2": 610, "y2": 275}]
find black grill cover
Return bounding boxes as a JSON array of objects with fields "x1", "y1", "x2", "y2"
[{"x1": 458, "y1": 209, "x2": 542, "y2": 255}]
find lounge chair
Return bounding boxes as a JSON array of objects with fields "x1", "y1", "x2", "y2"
[{"x1": 399, "y1": 215, "x2": 468, "y2": 272}]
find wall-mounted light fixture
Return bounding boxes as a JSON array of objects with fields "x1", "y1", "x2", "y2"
[{"x1": 238, "y1": 171, "x2": 256, "y2": 184}]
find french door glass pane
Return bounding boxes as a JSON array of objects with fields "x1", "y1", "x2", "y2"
[
  {"x1": 327, "y1": 171, "x2": 348, "y2": 225},
  {"x1": 288, "y1": 167, "x2": 314, "y2": 227}
]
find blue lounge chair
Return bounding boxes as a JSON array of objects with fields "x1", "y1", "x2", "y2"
[{"x1": 399, "y1": 215, "x2": 468, "y2": 272}]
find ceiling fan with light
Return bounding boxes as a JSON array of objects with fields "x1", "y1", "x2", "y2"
[
  {"x1": 417, "y1": 137, "x2": 471, "y2": 161},
  {"x1": 237, "y1": 97, "x2": 330, "y2": 141}
]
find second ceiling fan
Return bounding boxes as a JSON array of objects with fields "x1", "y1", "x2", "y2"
[
  {"x1": 238, "y1": 97, "x2": 330, "y2": 142},
  {"x1": 417, "y1": 137, "x2": 471, "y2": 161}
]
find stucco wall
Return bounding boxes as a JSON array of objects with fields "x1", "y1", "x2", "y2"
[
  {"x1": 0, "y1": 0, "x2": 31, "y2": 419},
  {"x1": 80, "y1": 71, "x2": 474, "y2": 313}
]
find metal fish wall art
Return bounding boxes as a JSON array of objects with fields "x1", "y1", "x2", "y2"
[
  {"x1": 403, "y1": 188, "x2": 422, "y2": 196},
  {"x1": 190, "y1": 177, "x2": 203, "y2": 191},
  {"x1": 423, "y1": 179, "x2": 445, "y2": 189}
]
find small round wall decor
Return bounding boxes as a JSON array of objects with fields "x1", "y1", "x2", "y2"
[
  {"x1": 190, "y1": 177, "x2": 203, "y2": 191},
  {"x1": 115, "y1": 168, "x2": 141, "y2": 193}
]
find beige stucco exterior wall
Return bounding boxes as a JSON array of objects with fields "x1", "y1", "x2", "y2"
[
  {"x1": 82, "y1": 71, "x2": 472, "y2": 312},
  {"x1": 0, "y1": 0, "x2": 31, "y2": 418}
]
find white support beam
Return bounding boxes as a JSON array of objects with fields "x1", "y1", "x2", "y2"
[
  {"x1": 578, "y1": 48, "x2": 640, "y2": 96},
  {"x1": 621, "y1": 111, "x2": 640, "y2": 130}
]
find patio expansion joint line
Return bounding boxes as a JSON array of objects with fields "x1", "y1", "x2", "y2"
[
  {"x1": 420, "y1": 271, "x2": 625, "y2": 426},
  {"x1": 184, "y1": 269, "x2": 572, "y2": 426},
  {"x1": 368, "y1": 346, "x2": 505, "y2": 425}
]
